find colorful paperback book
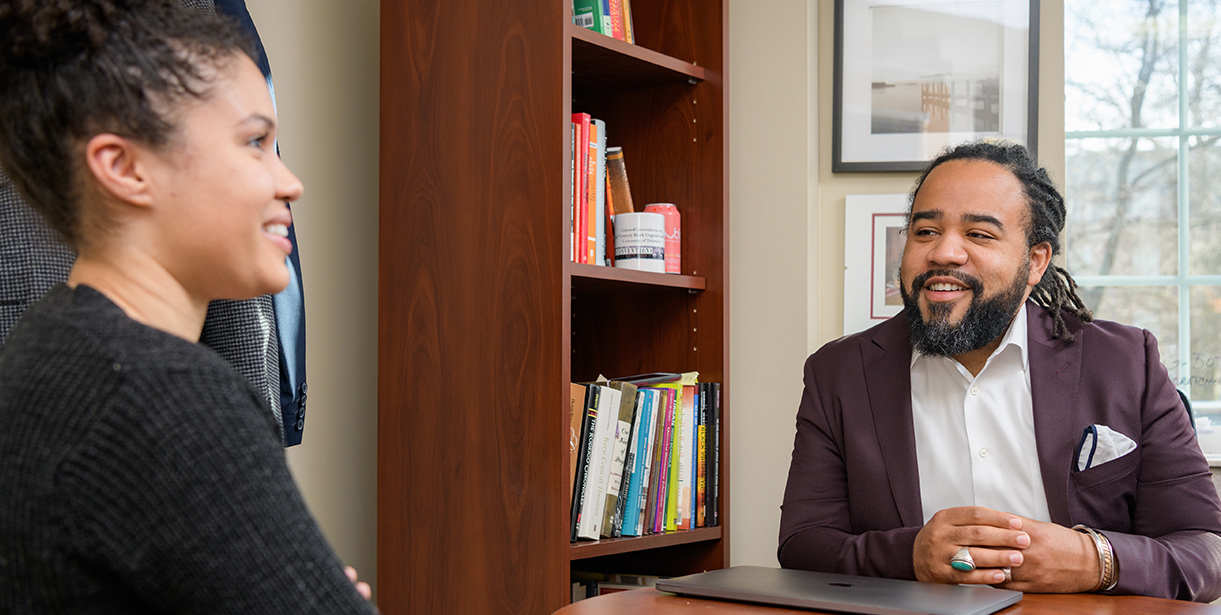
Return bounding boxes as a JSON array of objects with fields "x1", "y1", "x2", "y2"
[
  {"x1": 612, "y1": 387, "x2": 647, "y2": 536},
  {"x1": 646, "y1": 387, "x2": 674, "y2": 533},
  {"x1": 710, "y1": 382, "x2": 721, "y2": 526},
  {"x1": 571, "y1": 113, "x2": 591, "y2": 263},
  {"x1": 620, "y1": 388, "x2": 654, "y2": 536},
  {"x1": 572, "y1": 0, "x2": 605, "y2": 33},
  {"x1": 696, "y1": 383, "x2": 708, "y2": 527},
  {"x1": 570, "y1": 385, "x2": 600, "y2": 541},
  {"x1": 601, "y1": 379, "x2": 637, "y2": 536},
  {"x1": 585, "y1": 119, "x2": 599, "y2": 264},
  {"x1": 576, "y1": 383, "x2": 621, "y2": 539},
  {"x1": 593, "y1": 119, "x2": 607, "y2": 266},
  {"x1": 569, "y1": 383, "x2": 587, "y2": 509}
]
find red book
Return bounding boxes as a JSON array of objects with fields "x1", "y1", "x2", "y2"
[
  {"x1": 608, "y1": 0, "x2": 625, "y2": 41},
  {"x1": 571, "y1": 113, "x2": 591, "y2": 263}
]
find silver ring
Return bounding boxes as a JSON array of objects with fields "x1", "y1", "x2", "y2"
[
  {"x1": 949, "y1": 547, "x2": 975, "y2": 572},
  {"x1": 1002, "y1": 567, "x2": 1012, "y2": 582}
]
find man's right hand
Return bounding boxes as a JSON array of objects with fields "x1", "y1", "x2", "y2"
[{"x1": 913, "y1": 506, "x2": 1030, "y2": 585}]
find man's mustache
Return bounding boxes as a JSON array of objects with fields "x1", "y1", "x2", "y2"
[{"x1": 908, "y1": 269, "x2": 984, "y2": 296}]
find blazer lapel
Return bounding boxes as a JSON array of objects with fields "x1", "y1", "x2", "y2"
[
  {"x1": 1026, "y1": 304, "x2": 1082, "y2": 526},
  {"x1": 861, "y1": 315, "x2": 924, "y2": 527}
]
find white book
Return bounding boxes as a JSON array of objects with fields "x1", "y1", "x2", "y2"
[{"x1": 577, "y1": 384, "x2": 621, "y2": 539}]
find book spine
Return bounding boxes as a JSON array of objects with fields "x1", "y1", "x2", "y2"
[
  {"x1": 620, "y1": 389, "x2": 651, "y2": 536},
  {"x1": 571, "y1": 113, "x2": 591, "y2": 264},
  {"x1": 666, "y1": 387, "x2": 684, "y2": 532},
  {"x1": 600, "y1": 382, "x2": 636, "y2": 537},
  {"x1": 593, "y1": 119, "x2": 607, "y2": 266},
  {"x1": 578, "y1": 384, "x2": 620, "y2": 539},
  {"x1": 600, "y1": 0, "x2": 613, "y2": 35},
  {"x1": 711, "y1": 382, "x2": 721, "y2": 527},
  {"x1": 570, "y1": 385, "x2": 600, "y2": 541},
  {"x1": 569, "y1": 383, "x2": 586, "y2": 511},
  {"x1": 570, "y1": 123, "x2": 577, "y2": 263},
  {"x1": 608, "y1": 0, "x2": 625, "y2": 40},
  {"x1": 696, "y1": 383, "x2": 707, "y2": 528},
  {"x1": 572, "y1": 0, "x2": 598, "y2": 30},
  {"x1": 611, "y1": 389, "x2": 644, "y2": 537},
  {"x1": 639, "y1": 390, "x2": 663, "y2": 535},
  {"x1": 651, "y1": 389, "x2": 675, "y2": 533},
  {"x1": 621, "y1": 0, "x2": 634, "y2": 43},
  {"x1": 585, "y1": 119, "x2": 598, "y2": 264}
]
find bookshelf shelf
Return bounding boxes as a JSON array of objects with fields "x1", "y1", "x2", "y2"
[
  {"x1": 569, "y1": 527, "x2": 722, "y2": 561},
  {"x1": 571, "y1": 263, "x2": 707, "y2": 292},
  {"x1": 379, "y1": 1, "x2": 725, "y2": 612},
  {"x1": 570, "y1": 24, "x2": 706, "y2": 93}
]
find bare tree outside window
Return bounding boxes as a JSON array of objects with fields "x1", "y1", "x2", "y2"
[{"x1": 1065, "y1": 0, "x2": 1221, "y2": 436}]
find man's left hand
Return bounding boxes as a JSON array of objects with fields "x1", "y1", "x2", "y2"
[{"x1": 999, "y1": 517, "x2": 1102, "y2": 593}]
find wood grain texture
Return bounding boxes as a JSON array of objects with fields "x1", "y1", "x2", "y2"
[
  {"x1": 380, "y1": 0, "x2": 727, "y2": 611},
  {"x1": 555, "y1": 588, "x2": 1221, "y2": 615},
  {"x1": 378, "y1": 0, "x2": 567, "y2": 613}
]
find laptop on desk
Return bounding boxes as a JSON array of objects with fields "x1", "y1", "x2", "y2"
[{"x1": 655, "y1": 566, "x2": 1022, "y2": 615}]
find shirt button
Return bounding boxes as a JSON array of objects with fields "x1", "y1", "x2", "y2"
[
  {"x1": 970, "y1": 386, "x2": 980, "y2": 395},
  {"x1": 979, "y1": 448, "x2": 989, "y2": 458}
]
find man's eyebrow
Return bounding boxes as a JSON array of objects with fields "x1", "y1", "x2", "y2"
[
  {"x1": 910, "y1": 210, "x2": 940, "y2": 223},
  {"x1": 963, "y1": 213, "x2": 1003, "y2": 229}
]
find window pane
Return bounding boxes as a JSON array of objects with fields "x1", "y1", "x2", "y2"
[
  {"x1": 1081, "y1": 284, "x2": 1179, "y2": 344},
  {"x1": 1079, "y1": 285, "x2": 1179, "y2": 374},
  {"x1": 1187, "y1": 0, "x2": 1221, "y2": 128},
  {"x1": 1065, "y1": 137, "x2": 1179, "y2": 276},
  {"x1": 1065, "y1": 0, "x2": 1180, "y2": 132},
  {"x1": 1189, "y1": 286, "x2": 1221, "y2": 402},
  {"x1": 1189, "y1": 136, "x2": 1221, "y2": 274}
]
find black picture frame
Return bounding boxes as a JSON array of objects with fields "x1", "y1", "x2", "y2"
[{"x1": 832, "y1": 0, "x2": 1040, "y2": 173}]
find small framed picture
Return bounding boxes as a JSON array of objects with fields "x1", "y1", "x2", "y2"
[
  {"x1": 832, "y1": 0, "x2": 1039, "y2": 172},
  {"x1": 844, "y1": 194, "x2": 909, "y2": 335}
]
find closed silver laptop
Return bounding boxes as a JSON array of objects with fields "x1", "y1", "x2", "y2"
[{"x1": 655, "y1": 566, "x2": 1021, "y2": 615}]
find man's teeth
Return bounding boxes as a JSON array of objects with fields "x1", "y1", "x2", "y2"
[
  {"x1": 264, "y1": 224, "x2": 289, "y2": 238},
  {"x1": 928, "y1": 282, "x2": 966, "y2": 292}
]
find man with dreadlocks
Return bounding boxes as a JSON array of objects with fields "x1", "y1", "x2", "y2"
[{"x1": 778, "y1": 141, "x2": 1221, "y2": 602}]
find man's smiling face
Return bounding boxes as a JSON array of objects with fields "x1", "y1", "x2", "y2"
[{"x1": 898, "y1": 158, "x2": 1051, "y2": 357}]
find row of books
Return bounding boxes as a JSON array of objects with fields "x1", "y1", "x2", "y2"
[
  {"x1": 568, "y1": 373, "x2": 721, "y2": 541},
  {"x1": 572, "y1": 0, "x2": 635, "y2": 44},
  {"x1": 570, "y1": 113, "x2": 636, "y2": 266}
]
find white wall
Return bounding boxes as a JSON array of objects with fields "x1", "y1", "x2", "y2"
[
  {"x1": 244, "y1": 0, "x2": 382, "y2": 597},
  {"x1": 727, "y1": 0, "x2": 817, "y2": 567}
]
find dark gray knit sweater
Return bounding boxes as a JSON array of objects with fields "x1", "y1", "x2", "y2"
[{"x1": 0, "y1": 285, "x2": 376, "y2": 614}]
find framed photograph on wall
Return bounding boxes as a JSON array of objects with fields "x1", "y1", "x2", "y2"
[
  {"x1": 832, "y1": 0, "x2": 1039, "y2": 172},
  {"x1": 844, "y1": 194, "x2": 909, "y2": 335}
]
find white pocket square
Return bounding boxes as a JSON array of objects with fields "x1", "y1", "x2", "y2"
[{"x1": 1077, "y1": 425, "x2": 1136, "y2": 471}]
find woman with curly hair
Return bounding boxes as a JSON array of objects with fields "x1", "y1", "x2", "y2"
[{"x1": 0, "y1": 1, "x2": 376, "y2": 611}]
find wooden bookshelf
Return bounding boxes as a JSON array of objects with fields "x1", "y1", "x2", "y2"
[{"x1": 378, "y1": 1, "x2": 726, "y2": 613}]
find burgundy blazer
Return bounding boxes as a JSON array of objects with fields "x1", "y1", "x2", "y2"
[{"x1": 778, "y1": 303, "x2": 1221, "y2": 601}]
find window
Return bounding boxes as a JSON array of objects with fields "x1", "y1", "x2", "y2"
[{"x1": 1064, "y1": 0, "x2": 1221, "y2": 454}]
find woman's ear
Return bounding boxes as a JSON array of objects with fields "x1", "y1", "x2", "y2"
[{"x1": 83, "y1": 134, "x2": 156, "y2": 208}]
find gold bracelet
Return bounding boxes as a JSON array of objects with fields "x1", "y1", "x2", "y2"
[{"x1": 1073, "y1": 525, "x2": 1118, "y2": 592}]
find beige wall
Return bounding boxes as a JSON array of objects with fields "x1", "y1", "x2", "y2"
[
  {"x1": 244, "y1": 0, "x2": 382, "y2": 597},
  {"x1": 728, "y1": 0, "x2": 1065, "y2": 566}
]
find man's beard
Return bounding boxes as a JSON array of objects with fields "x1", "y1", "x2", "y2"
[{"x1": 900, "y1": 258, "x2": 1030, "y2": 358}]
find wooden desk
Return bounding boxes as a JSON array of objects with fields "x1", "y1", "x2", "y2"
[{"x1": 555, "y1": 588, "x2": 1221, "y2": 614}]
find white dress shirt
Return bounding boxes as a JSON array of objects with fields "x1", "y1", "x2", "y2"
[{"x1": 911, "y1": 304, "x2": 1052, "y2": 524}]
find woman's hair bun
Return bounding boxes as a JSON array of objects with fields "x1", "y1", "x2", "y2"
[{"x1": 0, "y1": 0, "x2": 166, "y2": 69}]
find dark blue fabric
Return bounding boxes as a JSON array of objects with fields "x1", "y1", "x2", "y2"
[{"x1": 213, "y1": 0, "x2": 308, "y2": 445}]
